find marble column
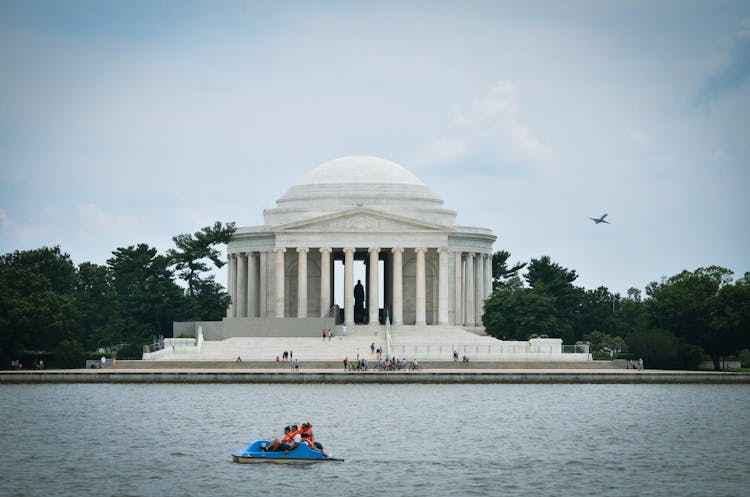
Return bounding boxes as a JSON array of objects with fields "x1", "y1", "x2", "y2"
[
  {"x1": 274, "y1": 248, "x2": 286, "y2": 318},
  {"x1": 415, "y1": 247, "x2": 427, "y2": 326},
  {"x1": 344, "y1": 247, "x2": 355, "y2": 327},
  {"x1": 320, "y1": 247, "x2": 332, "y2": 318},
  {"x1": 368, "y1": 247, "x2": 380, "y2": 325},
  {"x1": 475, "y1": 253, "x2": 484, "y2": 326},
  {"x1": 465, "y1": 253, "x2": 475, "y2": 326},
  {"x1": 227, "y1": 253, "x2": 237, "y2": 318},
  {"x1": 453, "y1": 251, "x2": 462, "y2": 326},
  {"x1": 391, "y1": 247, "x2": 403, "y2": 325},
  {"x1": 297, "y1": 247, "x2": 308, "y2": 318},
  {"x1": 259, "y1": 251, "x2": 268, "y2": 318},
  {"x1": 237, "y1": 252, "x2": 248, "y2": 318},
  {"x1": 484, "y1": 253, "x2": 493, "y2": 299},
  {"x1": 438, "y1": 247, "x2": 449, "y2": 325},
  {"x1": 247, "y1": 252, "x2": 257, "y2": 318}
]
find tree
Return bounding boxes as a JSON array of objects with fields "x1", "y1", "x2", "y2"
[
  {"x1": 492, "y1": 250, "x2": 527, "y2": 291},
  {"x1": 526, "y1": 256, "x2": 583, "y2": 343},
  {"x1": 54, "y1": 339, "x2": 86, "y2": 368},
  {"x1": 0, "y1": 246, "x2": 76, "y2": 293},
  {"x1": 711, "y1": 273, "x2": 750, "y2": 367},
  {"x1": 627, "y1": 328, "x2": 702, "y2": 370},
  {"x1": 107, "y1": 244, "x2": 188, "y2": 344},
  {"x1": 168, "y1": 221, "x2": 235, "y2": 297},
  {"x1": 576, "y1": 286, "x2": 618, "y2": 338},
  {"x1": 584, "y1": 330, "x2": 627, "y2": 357},
  {"x1": 484, "y1": 287, "x2": 560, "y2": 340},
  {"x1": 0, "y1": 248, "x2": 78, "y2": 364},
  {"x1": 647, "y1": 266, "x2": 740, "y2": 369},
  {"x1": 614, "y1": 287, "x2": 649, "y2": 337},
  {"x1": 483, "y1": 255, "x2": 583, "y2": 343},
  {"x1": 74, "y1": 262, "x2": 122, "y2": 350},
  {"x1": 167, "y1": 221, "x2": 235, "y2": 320}
]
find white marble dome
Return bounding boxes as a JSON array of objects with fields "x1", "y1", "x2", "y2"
[
  {"x1": 300, "y1": 156, "x2": 425, "y2": 186},
  {"x1": 268, "y1": 155, "x2": 455, "y2": 226}
]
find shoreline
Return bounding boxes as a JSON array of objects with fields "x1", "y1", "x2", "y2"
[{"x1": 2, "y1": 369, "x2": 749, "y2": 384}]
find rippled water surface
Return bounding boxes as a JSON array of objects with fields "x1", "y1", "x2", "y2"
[{"x1": 1, "y1": 383, "x2": 748, "y2": 496}]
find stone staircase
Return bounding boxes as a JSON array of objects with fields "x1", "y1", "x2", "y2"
[{"x1": 143, "y1": 324, "x2": 591, "y2": 363}]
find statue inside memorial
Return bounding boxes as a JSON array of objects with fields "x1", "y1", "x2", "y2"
[{"x1": 354, "y1": 279, "x2": 366, "y2": 323}]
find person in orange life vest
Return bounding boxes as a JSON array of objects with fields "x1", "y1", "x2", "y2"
[
  {"x1": 299, "y1": 422, "x2": 329, "y2": 457},
  {"x1": 265, "y1": 425, "x2": 292, "y2": 452},
  {"x1": 287, "y1": 424, "x2": 310, "y2": 447},
  {"x1": 278, "y1": 424, "x2": 303, "y2": 454}
]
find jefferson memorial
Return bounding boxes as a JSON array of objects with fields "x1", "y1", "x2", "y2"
[
  {"x1": 151, "y1": 156, "x2": 586, "y2": 361},
  {"x1": 227, "y1": 155, "x2": 495, "y2": 328}
]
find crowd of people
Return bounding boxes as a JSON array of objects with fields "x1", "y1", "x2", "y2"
[
  {"x1": 342, "y1": 356, "x2": 422, "y2": 371},
  {"x1": 262, "y1": 422, "x2": 329, "y2": 457},
  {"x1": 9, "y1": 359, "x2": 45, "y2": 370}
]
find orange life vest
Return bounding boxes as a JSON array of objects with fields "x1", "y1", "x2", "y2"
[{"x1": 290, "y1": 427, "x2": 313, "y2": 447}]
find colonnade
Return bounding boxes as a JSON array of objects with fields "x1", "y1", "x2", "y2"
[{"x1": 227, "y1": 247, "x2": 493, "y2": 327}]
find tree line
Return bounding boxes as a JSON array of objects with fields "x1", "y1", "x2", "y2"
[
  {"x1": 0, "y1": 222, "x2": 236, "y2": 367},
  {"x1": 484, "y1": 251, "x2": 750, "y2": 370},
  {"x1": 1, "y1": 229, "x2": 748, "y2": 369}
]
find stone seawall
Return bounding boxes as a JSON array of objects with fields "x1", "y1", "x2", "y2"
[{"x1": 2, "y1": 370, "x2": 749, "y2": 384}]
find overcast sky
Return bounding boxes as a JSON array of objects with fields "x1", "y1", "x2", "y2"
[{"x1": 1, "y1": 1, "x2": 748, "y2": 295}]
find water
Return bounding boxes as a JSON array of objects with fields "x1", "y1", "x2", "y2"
[{"x1": 1, "y1": 384, "x2": 748, "y2": 497}]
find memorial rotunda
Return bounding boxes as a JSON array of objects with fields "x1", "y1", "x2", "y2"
[{"x1": 225, "y1": 155, "x2": 495, "y2": 330}]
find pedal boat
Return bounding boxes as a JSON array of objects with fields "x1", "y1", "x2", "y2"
[{"x1": 231, "y1": 440, "x2": 344, "y2": 463}]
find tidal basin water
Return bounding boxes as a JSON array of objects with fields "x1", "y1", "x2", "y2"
[{"x1": 1, "y1": 383, "x2": 748, "y2": 497}]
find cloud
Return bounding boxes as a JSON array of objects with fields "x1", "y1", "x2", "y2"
[
  {"x1": 76, "y1": 203, "x2": 139, "y2": 238},
  {"x1": 413, "y1": 82, "x2": 557, "y2": 173},
  {"x1": 694, "y1": 18, "x2": 750, "y2": 107},
  {"x1": 626, "y1": 127, "x2": 650, "y2": 146},
  {"x1": 0, "y1": 208, "x2": 55, "y2": 248}
]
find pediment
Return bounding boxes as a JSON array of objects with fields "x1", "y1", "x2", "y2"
[{"x1": 276, "y1": 208, "x2": 447, "y2": 232}]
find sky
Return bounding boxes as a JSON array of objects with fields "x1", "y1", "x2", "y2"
[{"x1": 1, "y1": 0, "x2": 749, "y2": 295}]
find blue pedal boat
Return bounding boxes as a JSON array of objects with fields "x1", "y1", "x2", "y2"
[{"x1": 232, "y1": 440, "x2": 344, "y2": 463}]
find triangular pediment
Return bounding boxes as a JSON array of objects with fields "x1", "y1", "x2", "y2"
[{"x1": 276, "y1": 207, "x2": 448, "y2": 232}]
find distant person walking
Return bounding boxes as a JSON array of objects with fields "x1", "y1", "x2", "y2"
[{"x1": 638, "y1": 357, "x2": 644, "y2": 371}]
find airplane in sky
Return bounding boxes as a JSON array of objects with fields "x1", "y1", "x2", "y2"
[{"x1": 587, "y1": 213, "x2": 611, "y2": 224}]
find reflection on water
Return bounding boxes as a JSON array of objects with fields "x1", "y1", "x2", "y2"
[{"x1": 1, "y1": 384, "x2": 748, "y2": 497}]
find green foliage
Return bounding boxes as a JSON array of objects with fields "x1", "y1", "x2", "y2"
[
  {"x1": 0, "y1": 220, "x2": 235, "y2": 359},
  {"x1": 627, "y1": 328, "x2": 702, "y2": 370},
  {"x1": 484, "y1": 287, "x2": 560, "y2": 340},
  {"x1": 484, "y1": 256, "x2": 590, "y2": 344},
  {"x1": 739, "y1": 349, "x2": 750, "y2": 368},
  {"x1": 0, "y1": 246, "x2": 76, "y2": 293},
  {"x1": 591, "y1": 350, "x2": 612, "y2": 360},
  {"x1": 116, "y1": 342, "x2": 144, "y2": 360},
  {"x1": 584, "y1": 331, "x2": 627, "y2": 356},
  {"x1": 54, "y1": 339, "x2": 86, "y2": 368},
  {"x1": 492, "y1": 250, "x2": 526, "y2": 291},
  {"x1": 108, "y1": 243, "x2": 189, "y2": 343},
  {"x1": 577, "y1": 287, "x2": 618, "y2": 337},
  {"x1": 0, "y1": 257, "x2": 78, "y2": 355},
  {"x1": 483, "y1": 252, "x2": 749, "y2": 369},
  {"x1": 646, "y1": 267, "x2": 750, "y2": 369},
  {"x1": 167, "y1": 221, "x2": 235, "y2": 320},
  {"x1": 75, "y1": 262, "x2": 121, "y2": 350},
  {"x1": 168, "y1": 222, "x2": 236, "y2": 292}
]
